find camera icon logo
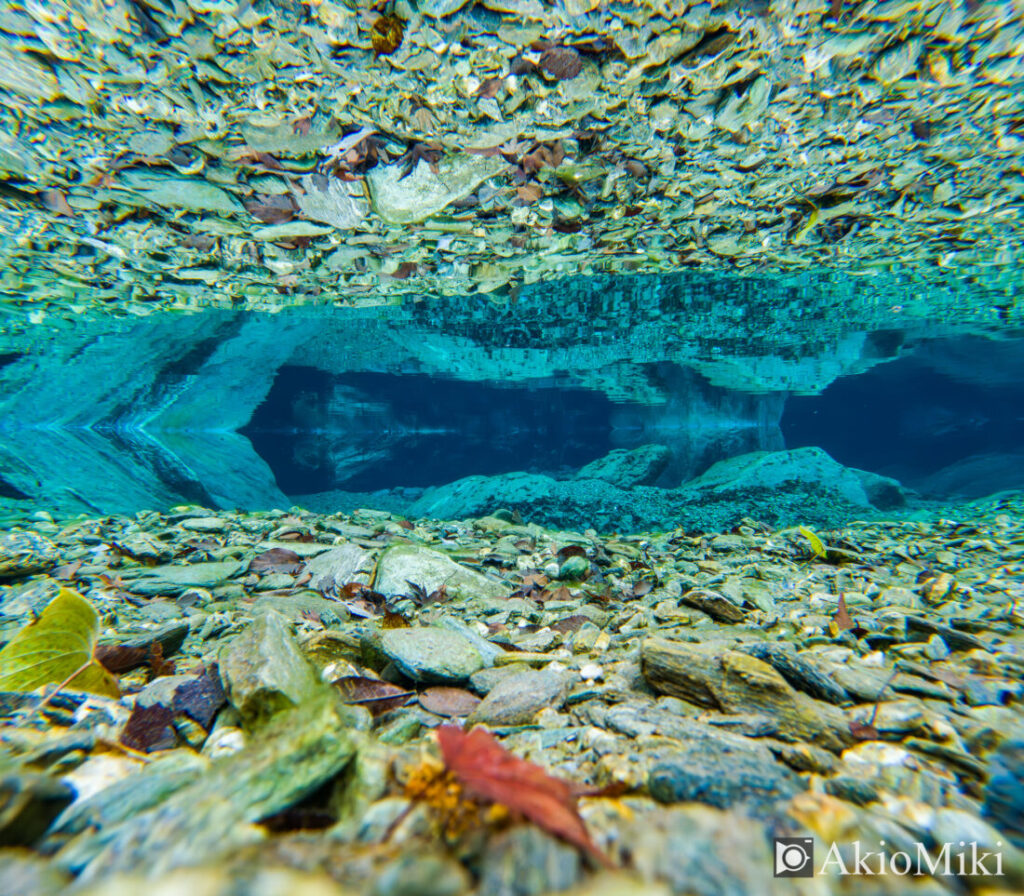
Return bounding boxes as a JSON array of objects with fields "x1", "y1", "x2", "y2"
[{"x1": 774, "y1": 837, "x2": 815, "y2": 878}]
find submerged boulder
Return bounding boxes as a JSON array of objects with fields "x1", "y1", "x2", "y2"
[{"x1": 576, "y1": 444, "x2": 671, "y2": 488}]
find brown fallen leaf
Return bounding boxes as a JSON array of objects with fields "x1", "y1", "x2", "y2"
[
  {"x1": 244, "y1": 195, "x2": 297, "y2": 225},
  {"x1": 333, "y1": 676, "x2": 413, "y2": 717},
  {"x1": 146, "y1": 641, "x2": 176, "y2": 680},
  {"x1": 437, "y1": 725, "x2": 613, "y2": 867},
  {"x1": 248, "y1": 547, "x2": 304, "y2": 576},
  {"x1": 832, "y1": 593, "x2": 855, "y2": 634},
  {"x1": 539, "y1": 46, "x2": 583, "y2": 80},
  {"x1": 476, "y1": 77, "x2": 504, "y2": 99},
  {"x1": 549, "y1": 615, "x2": 590, "y2": 635},
  {"x1": 95, "y1": 643, "x2": 149, "y2": 674},
  {"x1": 419, "y1": 686, "x2": 482, "y2": 718}
]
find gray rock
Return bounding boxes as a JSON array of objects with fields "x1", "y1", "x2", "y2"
[
  {"x1": 48, "y1": 751, "x2": 207, "y2": 842},
  {"x1": 557, "y1": 555, "x2": 589, "y2": 580},
  {"x1": 370, "y1": 850, "x2": 471, "y2": 896},
  {"x1": 135, "y1": 561, "x2": 245, "y2": 595},
  {"x1": 374, "y1": 544, "x2": 506, "y2": 602},
  {"x1": 576, "y1": 445, "x2": 671, "y2": 488},
  {"x1": 648, "y1": 734, "x2": 804, "y2": 813},
  {"x1": 367, "y1": 155, "x2": 505, "y2": 225},
  {"x1": 468, "y1": 669, "x2": 570, "y2": 726},
  {"x1": 180, "y1": 517, "x2": 230, "y2": 533},
  {"x1": 469, "y1": 664, "x2": 533, "y2": 695},
  {"x1": 984, "y1": 739, "x2": 1024, "y2": 849},
  {"x1": 740, "y1": 643, "x2": 850, "y2": 705},
  {"x1": 685, "y1": 446, "x2": 905, "y2": 511},
  {"x1": 218, "y1": 611, "x2": 325, "y2": 725},
  {"x1": 303, "y1": 543, "x2": 373, "y2": 593},
  {"x1": 381, "y1": 627, "x2": 484, "y2": 684},
  {"x1": 252, "y1": 592, "x2": 347, "y2": 626},
  {"x1": 477, "y1": 824, "x2": 583, "y2": 896},
  {"x1": 625, "y1": 806, "x2": 777, "y2": 896}
]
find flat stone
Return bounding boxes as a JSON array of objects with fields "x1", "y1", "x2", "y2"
[
  {"x1": 374, "y1": 544, "x2": 506, "y2": 602},
  {"x1": 468, "y1": 669, "x2": 570, "y2": 726},
  {"x1": 180, "y1": 517, "x2": 230, "y2": 533},
  {"x1": 381, "y1": 627, "x2": 484, "y2": 684},
  {"x1": 135, "y1": 561, "x2": 245, "y2": 595},
  {"x1": 303, "y1": 543, "x2": 373, "y2": 593},
  {"x1": 648, "y1": 734, "x2": 804, "y2": 813}
]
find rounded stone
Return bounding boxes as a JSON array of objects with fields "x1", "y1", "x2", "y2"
[{"x1": 381, "y1": 627, "x2": 484, "y2": 684}]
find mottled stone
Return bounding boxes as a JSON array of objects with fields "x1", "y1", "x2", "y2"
[
  {"x1": 477, "y1": 824, "x2": 583, "y2": 896},
  {"x1": 381, "y1": 627, "x2": 484, "y2": 684},
  {"x1": 303, "y1": 543, "x2": 373, "y2": 593},
  {"x1": 469, "y1": 669, "x2": 570, "y2": 726},
  {"x1": 135, "y1": 561, "x2": 245, "y2": 595},
  {"x1": 374, "y1": 544, "x2": 506, "y2": 602},
  {"x1": 640, "y1": 638, "x2": 852, "y2": 751}
]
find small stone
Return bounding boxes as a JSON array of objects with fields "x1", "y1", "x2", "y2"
[
  {"x1": 381, "y1": 627, "x2": 484, "y2": 684},
  {"x1": 468, "y1": 668, "x2": 569, "y2": 726},
  {"x1": 180, "y1": 517, "x2": 229, "y2": 533},
  {"x1": 923, "y1": 634, "x2": 951, "y2": 660},
  {"x1": 557, "y1": 555, "x2": 589, "y2": 580}
]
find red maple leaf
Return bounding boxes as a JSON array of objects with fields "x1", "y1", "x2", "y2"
[{"x1": 436, "y1": 725, "x2": 613, "y2": 867}]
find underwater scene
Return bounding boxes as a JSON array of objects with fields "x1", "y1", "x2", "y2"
[{"x1": 1, "y1": 1, "x2": 1023, "y2": 894}]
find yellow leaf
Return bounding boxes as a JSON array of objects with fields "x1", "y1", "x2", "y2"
[
  {"x1": 797, "y1": 526, "x2": 828, "y2": 560},
  {"x1": 0, "y1": 587, "x2": 120, "y2": 698}
]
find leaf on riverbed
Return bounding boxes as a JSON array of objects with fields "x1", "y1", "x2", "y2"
[
  {"x1": 437, "y1": 725, "x2": 613, "y2": 867},
  {"x1": 419, "y1": 686, "x2": 481, "y2": 717},
  {"x1": 248, "y1": 547, "x2": 304, "y2": 575},
  {"x1": 333, "y1": 675, "x2": 413, "y2": 717},
  {"x1": 0, "y1": 588, "x2": 120, "y2": 698},
  {"x1": 798, "y1": 526, "x2": 828, "y2": 559},
  {"x1": 831, "y1": 593, "x2": 855, "y2": 635}
]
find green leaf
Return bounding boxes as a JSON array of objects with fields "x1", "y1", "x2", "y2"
[
  {"x1": 797, "y1": 526, "x2": 828, "y2": 560},
  {"x1": 0, "y1": 587, "x2": 120, "y2": 698}
]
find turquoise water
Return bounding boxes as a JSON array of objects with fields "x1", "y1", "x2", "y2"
[{"x1": 1, "y1": 268, "x2": 1021, "y2": 530}]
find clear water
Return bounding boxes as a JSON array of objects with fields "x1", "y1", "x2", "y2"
[{"x1": 1, "y1": 269, "x2": 1021, "y2": 531}]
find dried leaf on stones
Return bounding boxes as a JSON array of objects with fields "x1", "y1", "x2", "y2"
[
  {"x1": 372, "y1": 15, "x2": 405, "y2": 57},
  {"x1": 539, "y1": 47, "x2": 583, "y2": 80},
  {"x1": 419, "y1": 686, "x2": 482, "y2": 717},
  {"x1": 248, "y1": 547, "x2": 304, "y2": 576},
  {"x1": 333, "y1": 675, "x2": 413, "y2": 717},
  {"x1": 831, "y1": 594, "x2": 855, "y2": 635},
  {"x1": 436, "y1": 725, "x2": 613, "y2": 867}
]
